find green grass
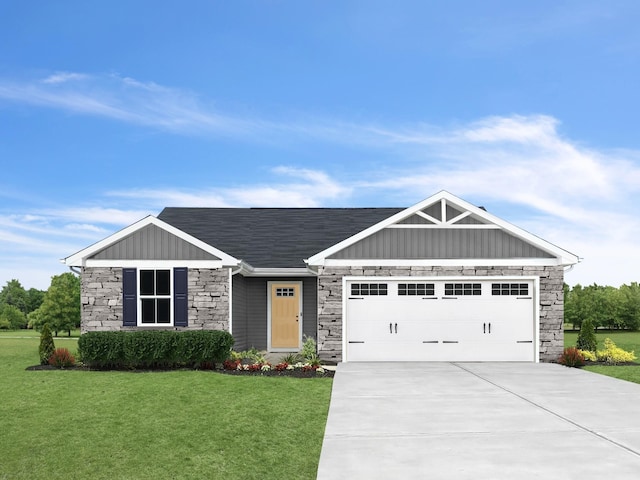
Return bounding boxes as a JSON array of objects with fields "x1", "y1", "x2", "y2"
[
  {"x1": 0, "y1": 337, "x2": 332, "y2": 480},
  {"x1": 565, "y1": 329, "x2": 640, "y2": 383}
]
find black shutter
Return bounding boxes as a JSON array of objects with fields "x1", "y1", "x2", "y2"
[
  {"x1": 174, "y1": 267, "x2": 188, "y2": 327},
  {"x1": 122, "y1": 268, "x2": 137, "y2": 326}
]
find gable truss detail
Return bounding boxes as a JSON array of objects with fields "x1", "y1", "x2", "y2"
[{"x1": 389, "y1": 199, "x2": 495, "y2": 229}]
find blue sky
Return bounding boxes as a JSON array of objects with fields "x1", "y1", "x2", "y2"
[{"x1": 1, "y1": 1, "x2": 639, "y2": 290}]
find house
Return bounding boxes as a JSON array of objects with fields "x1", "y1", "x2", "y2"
[{"x1": 63, "y1": 191, "x2": 579, "y2": 363}]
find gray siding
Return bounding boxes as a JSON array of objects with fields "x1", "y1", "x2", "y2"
[
  {"x1": 91, "y1": 224, "x2": 219, "y2": 261},
  {"x1": 232, "y1": 274, "x2": 248, "y2": 351},
  {"x1": 243, "y1": 276, "x2": 318, "y2": 351},
  {"x1": 329, "y1": 228, "x2": 554, "y2": 260}
]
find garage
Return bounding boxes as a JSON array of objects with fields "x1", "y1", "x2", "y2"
[{"x1": 344, "y1": 278, "x2": 537, "y2": 362}]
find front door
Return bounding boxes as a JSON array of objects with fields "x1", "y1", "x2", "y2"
[{"x1": 269, "y1": 282, "x2": 302, "y2": 350}]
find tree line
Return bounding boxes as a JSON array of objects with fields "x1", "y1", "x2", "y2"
[
  {"x1": 0, "y1": 273, "x2": 80, "y2": 335},
  {"x1": 565, "y1": 283, "x2": 640, "y2": 331}
]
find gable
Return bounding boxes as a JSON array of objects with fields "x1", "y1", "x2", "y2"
[
  {"x1": 307, "y1": 191, "x2": 579, "y2": 266},
  {"x1": 63, "y1": 216, "x2": 239, "y2": 267},
  {"x1": 90, "y1": 224, "x2": 220, "y2": 261}
]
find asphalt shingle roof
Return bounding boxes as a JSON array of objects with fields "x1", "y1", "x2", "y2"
[{"x1": 157, "y1": 207, "x2": 403, "y2": 268}]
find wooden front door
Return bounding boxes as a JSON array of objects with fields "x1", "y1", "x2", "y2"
[{"x1": 270, "y1": 283, "x2": 301, "y2": 350}]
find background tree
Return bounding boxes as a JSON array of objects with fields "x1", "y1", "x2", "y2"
[
  {"x1": 31, "y1": 273, "x2": 80, "y2": 336},
  {"x1": 25, "y1": 288, "x2": 46, "y2": 314},
  {"x1": 0, "y1": 304, "x2": 27, "y2": 329},
  {"x1": 0, "y1": 279, "x2": 28, "y2": 314},
  {"x1": 618, "y1": 283, "x2": 640, "y2": 330}
]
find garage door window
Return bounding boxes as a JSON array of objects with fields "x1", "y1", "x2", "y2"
[
  {"x1": 492, "y1": 283, "x2": 529, "y2": 296},
  {"x1": 444, "y1": 283, "x2": 482, "y2": 296},
  {"x1": 398, "y1": 283, "x2": 435, "y2": 296},
  {"x1": 351, "y1": 283, "x2": 388, "y2": 296}
]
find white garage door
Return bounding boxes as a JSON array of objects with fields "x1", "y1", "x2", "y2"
[{"x1": 345, "y1": 279, "x2": 536, "y2": 362}]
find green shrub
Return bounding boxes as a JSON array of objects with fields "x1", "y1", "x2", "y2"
[
  {"x1": 300, "y1": 335, "x2": 317, "y2": 361},
  {"x1": 38, "y1": 323, "x2": 55, "y2": 365},
  {"x1": 48, "y1": 348, "x2": 75, "y2": 368},
  {"x1": 558, "y1": 347, "x2": 585, "y2": 367},
  {"x1": 78, "y1": 330, "x2": 234, "y2": 369},
  {"x1": 596, "y1": 338, "x2": 637, "y2": 365},
  {"x1": 280, "y1": 352, "x2": 301, "y2": 364},
  {"x1": 576, "y1": 318, "x2": 597, "y2": 352}
]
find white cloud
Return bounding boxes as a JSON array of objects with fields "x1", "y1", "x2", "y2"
[
  {"x1": 0, "y1": 73, "x2": 638, "y2": 287},
  {"x1": 42, "y1": 72, "x2": 90, "y2": 84}
]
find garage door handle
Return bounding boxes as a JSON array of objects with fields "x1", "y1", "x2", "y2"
[
  {"x1": 488, "y1": 322, "x2": 491, "y2": 334},
  {"x1": 395, "y1": 323, "x2": 398, "y2": 334},
  {"x1": 389, "y1": 323, "x2": 393, "y2": 334},
  {"x1": 483, "y1": 323, "x2": 486, "y2": 334}
]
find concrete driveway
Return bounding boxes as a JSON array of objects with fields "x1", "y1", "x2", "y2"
[{"x1": 317, "y1": 362, "x2": 640, "y2": 479}]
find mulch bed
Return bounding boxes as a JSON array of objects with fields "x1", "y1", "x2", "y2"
[{"x1": 26, "y1": 364, "x2": 335, "y2": 377}]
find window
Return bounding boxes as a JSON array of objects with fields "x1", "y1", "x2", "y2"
[
  {"x1": 492, "y1": 283, "x2": 529, "y2": 296},
  {"x1": 140, "y1": 269, "x2": 172, "y2": 324},
  {"x1": 276, "y1": 287, "x2": 296, "y2": 297},
  {"x1": 123, "y1": 267, "x2": 188, "y2": 327},
  {"x1": 444, "y1": 283, "x2": 482, "y2": 296},
  {"x1": 398, "y1": 283, "x2": 435, "y2": 296},
  {"x1": 351, "y1": 283, "x2": 388, "y2": 296}
]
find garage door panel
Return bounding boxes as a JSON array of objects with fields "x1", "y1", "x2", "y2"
[{"x1": 345, "y1": 279, "x2": 536, "y2": 362}]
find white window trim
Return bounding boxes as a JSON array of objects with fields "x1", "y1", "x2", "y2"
[{"x1": 137, "y1": 267, "x2": 174, "y2": 327}]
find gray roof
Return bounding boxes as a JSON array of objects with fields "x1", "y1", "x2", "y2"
[{"x1": 157, "y1": 208, "x2": 403, "y2": 268}]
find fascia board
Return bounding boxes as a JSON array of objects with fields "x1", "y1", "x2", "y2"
[{"x1": 62, "y1": 216, "x2": 240, "y2": 267}]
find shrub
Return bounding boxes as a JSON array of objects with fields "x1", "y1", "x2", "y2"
[
  {"x1": 39, "y1": 323, "x2": 55, "y2": 365},
  {"x1": 596, "y1": 338, "x2": 637, "y2": 365},
  {"x1": 578, "y1": 349, "x2": 597, "y2": 362},
  {"x1": 274, "y1": 362, "x2": 289, "y2": 371},
  {"x1": 280, "y1": 352, "x2": 301, "y2": 364},
  {"x1": 48, "y1": 348, "x2": 75, "y2": 368},
  {"x1": 576, "y1": 318, "x2": 597, "y2": 352},
  {"x1": 300, "y1": 335, "x2": 317, "y2": 361},
  {"x1": 78, "y1": 330, "x2": 234, "y2": 369},
  {"x1": 558, "y1": 347, "x2": 585, "y2": 367}
]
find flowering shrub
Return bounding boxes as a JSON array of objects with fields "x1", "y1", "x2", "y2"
[
  {"x1": 597, "y1": 338, "x2": 637, "y2": 365},
  {"x1": 261, "y1": 364, "x2": 271, "y2": 372},
  {"x1": 578, "y1": 349, "x2": 597, "y2": 362},
  {"x1": 48, "y1": 348, "x2": 75, "y2": 368},
  {"x1": 274, "y1": 362, "x2": 289, "y2": 371}
]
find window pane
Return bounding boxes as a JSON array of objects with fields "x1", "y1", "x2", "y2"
[
  {"x1": 156, "y1": 270, "x2": 170, "y2": 296},
  {"x1": 141, "y1": 298, "x2": 156, "y2": 323},
  {"x1": 140, "y1": 270, "x2": 155, "y2": 296},
  {"x1": 157, "y1": 299, "x2": 171, "y2": 323}
]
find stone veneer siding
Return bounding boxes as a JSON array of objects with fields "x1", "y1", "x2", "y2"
[
  {"x1": 317, "y1": 265, "x2": 564, "y2": 363},
  {"x1": 81, "y1": 267, "x2": 230, "y2": 332}
]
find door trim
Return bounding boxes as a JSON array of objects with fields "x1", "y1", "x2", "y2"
[
  {"x1": 342, "y1": 275, "x2": 539, "y2": 362},
  {"x1": 267, "y1": 281, "x2": 303, "y2": 352}
]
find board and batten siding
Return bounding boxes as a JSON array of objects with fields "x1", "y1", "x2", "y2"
[
  {"x1": 328, "y1": 229, "x2": 554, "y2": 260},
  {"x1": 231, "y1": 274, "x2": 248, "y2": 351},
  {"x1": 236, "y1": 276, "x2": 318, "y2": 351},
  {"x1": 90, "y1": 224, "x2": 219, "y2": 261}
]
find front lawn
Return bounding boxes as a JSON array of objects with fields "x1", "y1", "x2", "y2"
[
  {"x1": 0, "y1": 337, "x2": 332, "y2": 480},
  {"x1": 565, "y1": 329, "x2": 640, "y2": 383}
]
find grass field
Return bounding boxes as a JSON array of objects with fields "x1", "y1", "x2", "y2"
[
  {"x1": 0, "y1": 336, "x2": 332, "y2": 480},
  {"x1": 564, "y1": 329, "x2": 640, "y2": 382}
]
